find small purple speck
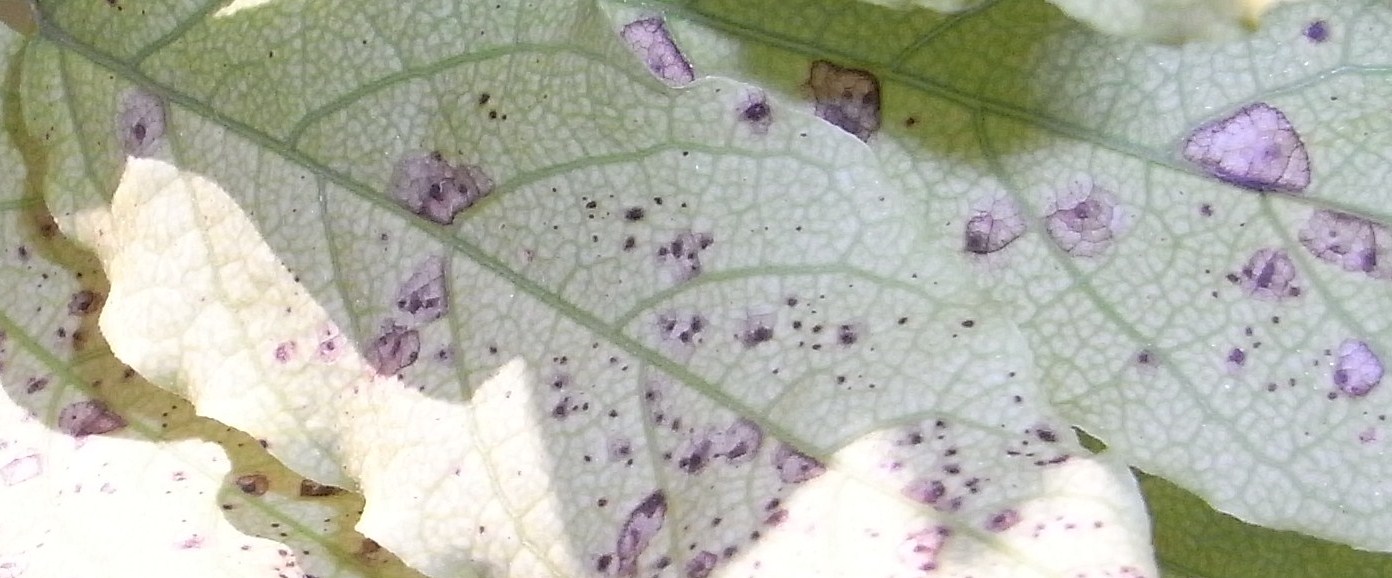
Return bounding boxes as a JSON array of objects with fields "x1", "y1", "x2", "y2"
[
  {"x1": 1228, "y1": 348, "x2": 1246, "y2": 366},
  {"x1": 1305, "y1": 20, "x2": 1329, "y2": 43}
]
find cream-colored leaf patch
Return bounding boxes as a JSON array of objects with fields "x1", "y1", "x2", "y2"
[
  {"x1": 1046, "y1": 0, "x2": 1306, "y2": 42},
  {"x1": 0, "y1": 388, "x2": 300, "y2": 578}
]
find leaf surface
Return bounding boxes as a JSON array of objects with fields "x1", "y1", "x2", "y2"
[
  {"x1": 17, "y1": 0, "x2": 1156, "y2": 575},
  {"x1": 643, "y1": 0, "x2": 1392, "y2": 554}
]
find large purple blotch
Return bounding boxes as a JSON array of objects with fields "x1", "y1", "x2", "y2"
[
  {"x1": 615, "y1": 491, "x2": 667, "y2": 577},
  {"x1": 1299, "y1": 210, "x2": 1391, "y2": 279},
  {"x1": 1333, "y1": 339, "x2": 1383, "y2": 397},
  {"x1": 772, "y1": 442, "x2": 825, "y2": 484},
  {"x1": 656, "y1": 230, "x2": 713, "y2": 283},
  {"x1": 1045, "y1": 180, "x2": 1125, "y2": 257},
  {"x1": 116, "y1": 89, "x2": 167, "y2": 157},
  {"x1": 964, "y1": 200, "x2": 1026, "y2": 255},
  {"x1": 808, "y1": 60, "x2": 881, "y2": 142},
  {"x1": 621, "y1": 17, "x2": 694, "y2": 86},
  {"x1": 365, "y1": 323, "x2": 420, "y2": 376},
  {"x1": 1182, "y1": 102, "x2": 1310, "y2": 193},
  {"x1": 58, "y1": 400, "x2": 126, "y2": 437},
  {"x1": 388, "y1": 151, "x2": 493, "y2": 225},
  {"x1": 396, "y1": 256, "x2": 448, "y2": 324},
  {"x1": 1233, "y1": 248, "x2": 1300, "y2": 300}
]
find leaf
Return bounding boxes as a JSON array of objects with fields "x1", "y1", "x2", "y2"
[
  {"x1": 644, "y1": 0, "x2": 1392, "y2": 557},
  {"x1": 17, "y1": 0, "x2": 1155, "y2": 576},
  {"x1": 1142, "y1": 470, "x2": 1392, "y2": 578}
]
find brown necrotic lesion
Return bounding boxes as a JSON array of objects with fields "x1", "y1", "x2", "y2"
[{"x1": 807, "y1": 60, "x2": 881, "y2": 142}]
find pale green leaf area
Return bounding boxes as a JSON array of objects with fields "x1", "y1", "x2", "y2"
[
  {"x1": 12, "y1": 0, "x2": 1163, "y2": 576},
  {"x1": 0, "y1": 22, "x2": 426, "y2": 578},
  {"x1": 647, "y1": 0, "x2": 1392, "y2": 563},
  {"x1": 0, "y1": 0, "x2": 1387, "y2": 577}
]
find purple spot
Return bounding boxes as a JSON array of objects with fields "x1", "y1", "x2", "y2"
[
  {"x1": 684, "y1": 550, "x2": 717, "y2": 578},
  {"x1": 900, "y1": 527, "x2": 950, "y2": 573},
  {"x1": 1305, "y1": 19, "x2": 1329, "y2": 43},
  {"x1": 1135, "y1": 349, "x2": 1156, "y2": 366},
  {"x1": 1045, "y1": 180, "x2": 1126, "y2": 257},
  {"x1": 116, "y1": 89, "x2": 166, "y2": 157},
  {"x1": 364, "y1": 323, "x2": 420, "y2": 376},
  {"x1": 737, "y1": 311, "x2": 776, "y2": 348},
  {"x1": 388, "y1": 151, "x2": 493, "y2": 225},
  {"x1": 714, "y1": 418, "x2": 763, "y2": 464},
  {"x1": 621, "y1": 17, "x2": 694, "y2": 86},
  {"x1": 1227, "y1": 347, "x2": 1246, "y2": 369},
  {"x1": 615, "y1": 491, "x2": 667, "y2": 577},
  {"x1": 58, "y1": 400, "x2": 126, "y2": 437},
  {"x1": 1183, "y1": 102, "x2": 1310, "y2": 193},
  {"x1": 987, "y1": 509, "x2": 1021, "y2": 532},
  {"x1": 1333, "y1": 339, "x2": 1383, "y2": 397},
  {"x1": 314, "y1": 325, "x2": 345, "y2": 362},
  {"x1": 396, "y1": 256, "x2": 448, "y2": 324},
  {"x1": 739, "y1": 92, "x2": 772, "y2": 133},
  {"x1": 607, "y1": 437, "x2": 633, "y2": 463},
  {"x1": 656, "y1": 312, "x2": 706, "y2": 347},
  {"x1": 273, "y1": 341, "x2": 296, "y2": 363},
  {"x1": 773, "y1": 443, "x2": 825, "y2": 484},
  {"x1": 656, "y1": 230, "x2": 713, "y2": 283},
  {"x1": 1233, "y1": 248, "x2": 1300, "y2": 300},
  {"x1": 902, "y1": 478, "x2": 945, "y2": 505},
  {"x1": 677, "y1": 438, "x2": 713, "y2": 474},
  {"x1": 964, "y1": 199, "x2": 1026, "y2": 255},
  {"x1": 1298, "y1": 210, "x2": 1391, "y2": 278},
  {"x1": 835, "y1": 323, "x2": 863, "y2": 346},
  {"x1": 1, "y1": 454, "x2": 42, "y2": 486},
  {"x1": 808, "y1": 60, "x2": 881, "y2": 141}
]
